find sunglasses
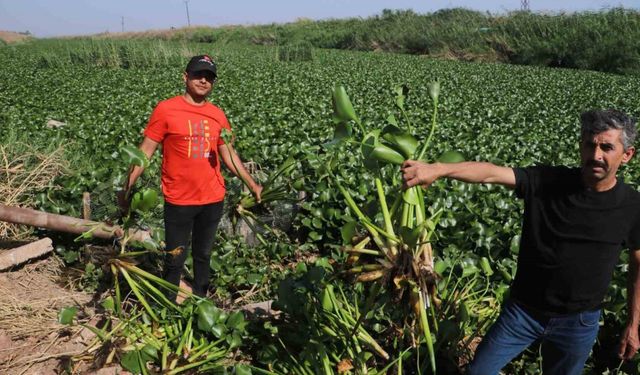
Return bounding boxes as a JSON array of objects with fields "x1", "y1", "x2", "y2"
[{"x1": 188, "y1": 71, "x2": 217, "y2": 83}]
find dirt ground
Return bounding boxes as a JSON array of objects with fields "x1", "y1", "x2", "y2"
[
  {"x1": 0, "y1": 248, "x2": 121, "y2": 375},
  {"x1": 0, "y1": 31, "x2": 31, "y2": 44}
]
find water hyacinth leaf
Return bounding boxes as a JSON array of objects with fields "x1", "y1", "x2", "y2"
[
  {"x1": 58, "y1": 306, "x2": 78, "y2": 325},
  {"x1": 331, "y1": 121, "x2": 352, "y2": 144},
  {"x1": 196, "y1": 299, "x2": 217, "y2": 332},
  {"x1": 341, "y1": 220, "x2": 357, "y2": 244},
  {"x1": 361, "y1": 130, "x2": 380, "y2": 158},
  {"x1": 436, "y1": 150, "x2": 465, "y2": 164},
  {"x1": 434, "y1": 259, "x2": 451, "y2": 274},
  {"x1": 211, "y1": 323, "x2": 227, "y2": 338},
  {"x1": 381, "y1": 125, "x2": 418, "y2": 159},
  {"x1": 131, "y1": 188, "x2": 158, "y2": 212},
  {"x1": 226, "y1": 311, "x2": 245, "y2": 330},
  {"x1": 393, "y1": 84, "x2": 409, "y2": 110},
  {"x1": 121, "y1": 145, "x2": 149, "y2": 169},
  {"x1": 400, "y1": 225, "x2": 422, "y2": 248},
  {"x1": 227, "y1": 330, "x2": 243, "y2": 349},
  {"x1": 141, "y1": 344, "x2": 158, "y2": 361},
  {"x1": 120, "y1": 351, "x2": 142, "y2": 374},
  {"x1": 460, "y1": 257, "x2": 480, "y2": 277},
  {"x1": 480, "y1": 256, "x2": 494, "y2": 276},
  {"x1": 361, "y1": 130, "x2": 381, "y2": 170},
  {"x1": 370, "y1": 144, "x2": 404, "y2": 165},
  {"x1": 332, "y1": 85, "x2": 359, "y2": 124}
]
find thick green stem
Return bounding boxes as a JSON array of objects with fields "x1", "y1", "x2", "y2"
[
  {"x1": 418, "y1": 290, "x2": 437, "y2": 374},
  {"x1": 417, "y1": 99, "x2": 438, "y2": 161},
  {"x1": 119, "y1": 267, "x2": 159, "y2": 321},
  {"x1": 375, "y1": 178, "x2": 395, "y2": 238}
]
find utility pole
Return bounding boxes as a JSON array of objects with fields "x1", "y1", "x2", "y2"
[
  {"x1": 184, "y1": 0, "x2": 191, "y2": 27},
  {"x1": 521, "y1": 0, "x2": 530, "y2": 11},
  {"x1": 121, "y1": 16, "x2": 124, "y2": 32}
]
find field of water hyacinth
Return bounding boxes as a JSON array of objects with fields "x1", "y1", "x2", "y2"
[{"x1": 1, "y1": 39, "x2": 640, "y2": 374}]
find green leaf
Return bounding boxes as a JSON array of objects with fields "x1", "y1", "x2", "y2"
[
  {"x1": 370, "y1": 144, "x2": 404, "y2": 165},
  {"x1": 332, "y1": 85, "x2": 360, "y2": 124},
  {"x1": 381, "y1": 125, "x2": 418, "y2": 159},
  {"x1": 101, "y1": 296, "x2": 115, "y2": 312},
  {"x1": 309, "y1": 231, "x2": 322, "y2": 241},
  {"x1": 131, "y1": 188, "x2": 158, "y2": 213},
  {"x1": 361, "y1": 130, "x2": 381, "y2": 170},
  {"x1": 393, "y1": 84, "x2": 409, "y2": 110},
  {"x1": 141, "y1": 344, "x2": 158, "y2": 361},
  {"x1": 226, "y1": 311, "x2": 245, "y2": 330},
  {"x1": 247, "y1": 273, "x2": 262, "y2": 284},
  {"x1": 196, "y1": 300, "x2": 218, "y2": 332},
  {"x1": 400, "y1": 225, "x2": 422, "y2": 248},
  {"x1": 436, "y1": 150, "x2": 465, "y2": 164},
  {"x1": 121, "y1": 145, "x2": 149, "y2": 169},
  {"x1": 120, "y1": 351, "x2": 142, "y2": 374},
  {"x1": 235, "y1": 364, "x2": 252, "y2": 375},
  {"x1": 62, "y1": 250, "x2": 79, "y2": 263},
  {"x1": 434, "y1": 259, "x2": 450, "y2": 274},
  {"x1": 139, "y1": 188, "x2": 158, "y2": 211},
  {"x1": 227, "y1": 330, "x2": 243, "y2": 349},
  {"x1": 58, "y1": 306, "x2": 77, "y2": 325},
  {"x1": 480, "y1": 257, "x2": 494, "y2": 276},
  {"x1": 211, "y1": 323, "x2": 227, "y2": 338},
  {"x1": 331, "y1": 121, "x2": 352, "y2": 143},
  {"x1": 340, "y1": 221, "x2": 357, "y2": 244}
]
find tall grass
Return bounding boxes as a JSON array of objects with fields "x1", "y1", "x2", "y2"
[
  {"x1": 33, "y1": 39, "x2": 195, "y2": 69},
  {"x1": 97, "y1": 7, "x2": 639, "y2": 74}
]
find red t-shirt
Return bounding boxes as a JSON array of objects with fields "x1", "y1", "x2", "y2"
[{"x1": 144, "y1": 95, "x2": 231, "y2": 205}]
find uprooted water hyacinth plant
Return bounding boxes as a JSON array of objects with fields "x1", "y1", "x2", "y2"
[
  {"x1": 220, "y1": 128, "x2": 302, "y2": 245},
  {"x1": 327, "y1": 82, "x2": 465, "y2": 373}
]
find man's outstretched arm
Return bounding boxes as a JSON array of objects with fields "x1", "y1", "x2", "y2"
[{"x1": 401, "y1": 160, "x2": 516, "y2": 189}]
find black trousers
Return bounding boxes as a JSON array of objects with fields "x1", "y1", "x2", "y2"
[{"x1": 163, "y1": 201, "x2": 224, "y2": 299}]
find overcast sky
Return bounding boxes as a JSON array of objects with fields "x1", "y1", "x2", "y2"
[{"x1": 1, "y1": 0, "x2": 637, "y2": 37}]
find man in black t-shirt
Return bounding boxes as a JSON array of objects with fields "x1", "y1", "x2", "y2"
[{"x1": 402, "y1": 109, "x2": 640, "y2": 375}]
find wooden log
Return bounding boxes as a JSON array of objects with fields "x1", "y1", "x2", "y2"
[
  {"x1": 0, "y1": 204, "x2": 150, "y2": 242},
  {"x1": 0, "y1": 237, "x2": 53, "y2": 271}
]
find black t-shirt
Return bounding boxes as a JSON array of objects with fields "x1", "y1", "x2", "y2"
[{"x1": 511, "y1": 165, "x2": 640, "y2": 315}]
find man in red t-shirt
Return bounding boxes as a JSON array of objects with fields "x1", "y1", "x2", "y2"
[{"x1": 121, "y1": 55, "x2": 262, "y2": 299}]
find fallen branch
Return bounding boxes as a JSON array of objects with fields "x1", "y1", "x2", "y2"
[
  {"x1": 0, "y1": 204, "x2": 149, "y2": 242},
  {"x1": 0, "y1": 238, "x2": 53, "y2": 271}
]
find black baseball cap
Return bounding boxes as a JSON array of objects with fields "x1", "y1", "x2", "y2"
[{"x1": 185, "y1": 55, "x2": 217, "y2": 77}]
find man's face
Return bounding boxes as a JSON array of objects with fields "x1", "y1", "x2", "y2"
[
  {"x1": 183, "y1": 70, "x2": 215, "y2": 98},
  {"x1": 580, "y1": 128, "x2": 634, "y2": 185}
]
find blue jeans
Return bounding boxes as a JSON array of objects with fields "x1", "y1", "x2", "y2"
[{"x1": 467, "y1": 300, "x2": 600, "y2": 375}]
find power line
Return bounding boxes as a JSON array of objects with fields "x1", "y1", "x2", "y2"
[
  {"x1": 521, "y1": 0, "x2": 530, "y2": 11},
  {"x1": 184, "y1": 0, "x2": 191, "y2": 27}
]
